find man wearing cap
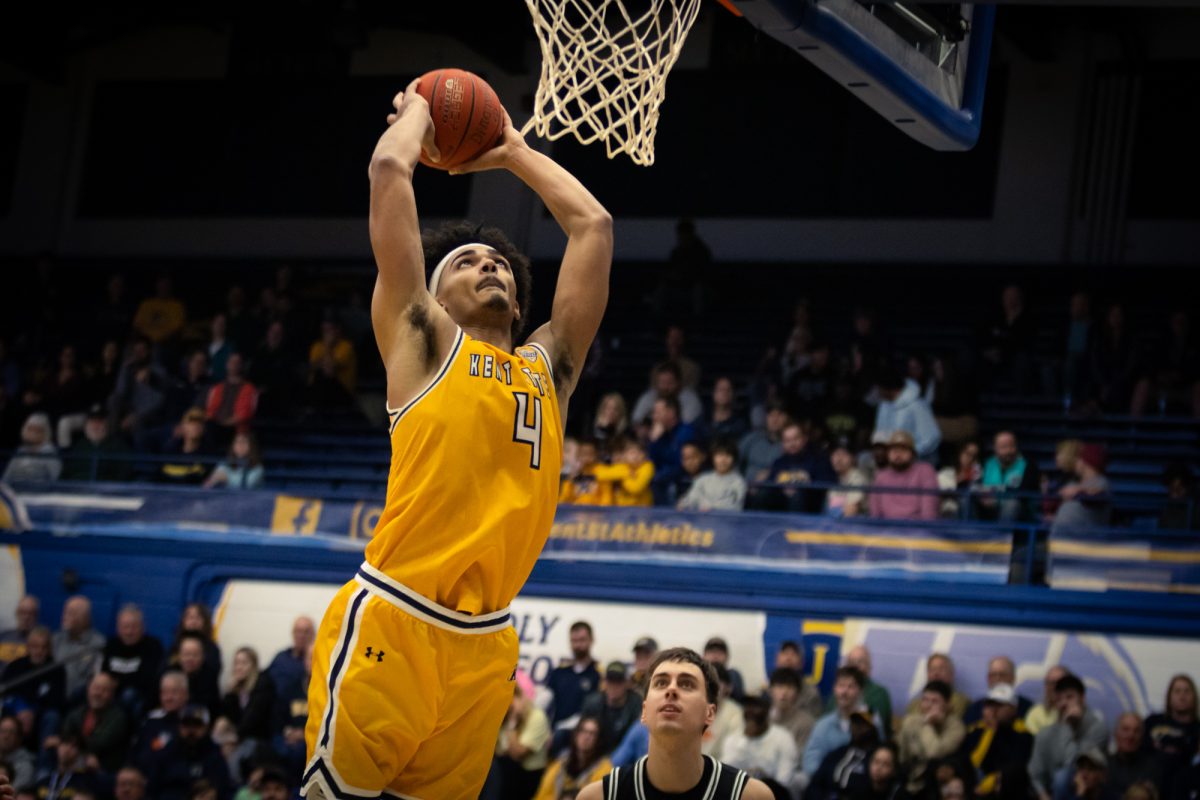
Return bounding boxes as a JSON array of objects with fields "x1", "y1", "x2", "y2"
[
  {"x1": 1059, "y1": 749, "x2": 1119, "y2": 800},
  {"x1": 868, "y1": 431, "x2": 939, "y2": 520},
  {"x1": 960, "y1": 683, "x2": 1034, "y2": 797},
  {"x1": 630, "y1": 637, "x2": 658, "y2": 689},
  {"x1": 61, "y1": 405, "x2": 132, "y2": 481},
  {"x1": 703, "y1": 637, "x2": 745, "y2": 703},
  {"x1": 898, "y1": 681, "x2": 965, "y2": 796},
  {"x1": 1052, "y1": 444, "x2": 1112, "y2": 533},
  {"x1": 146, "y1": 704, "x2": 234, "y2": 800},
  {"x1": 965, "y1": 656, "x2": 1034, "y2": 726},
  {"x1": 1029, "y1": 674, "x2": 1108, "y2": 800},
  {"x1": 581, "y1": 661, "x2": 643, "y2": 754}
]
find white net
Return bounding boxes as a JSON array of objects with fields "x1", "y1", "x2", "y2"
[{"x1": 522, "y1": 0, "x2": 703, "y2": 166}]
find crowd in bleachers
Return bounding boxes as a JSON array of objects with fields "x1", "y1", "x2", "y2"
[{"x1": 3, "y1": 596, "x2": 1198, "y2": 800}]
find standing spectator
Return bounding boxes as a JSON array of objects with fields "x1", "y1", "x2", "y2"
[
  {"x1": 592, "y1": 438, "x2": 654, "y2": 506},
  {"x1": 100, "y1": 604, "x2": 164, "y2": 717},
  {"x1": 53, "y1": 596, "x2": 105, "y2": 701},
  {"x1": 0, "y1": 626, "x2": 65, "y2": 745},
  {"x1": 1106, "y1": 714, "x2": 1163, "y2": 797},
  {"x1": 57, "y1": 672, "x2": 129, "y2": 773},
  {"x1": 721, "y1": 695, "x2": 800, "y2": 789},
  {"x1": 559, "y1": 439, "x2": 613, "y2": 506},
  {"x1": 60, "y1": 406, "x2": 132, "y2": 482},
  {"x1": 1089, "y1": 303, "x2": 1141, "y2": 413},
  {"x1": 132, "y1": 276, "x2": 187, "y2": 348},
  {"x1": 1026, "y1": 666, "x2": 1070, "y2": 736},
  {"x1": 1, "y1": 413, "x2": 60, "y2": 483},
  {"x1": 631, "y1": 363, "x2": 703, "y2": 428},
  {"x1": 1159, "y1": 463, "x2": 1198, "y2": 531},
  {"x1": 740, "y1": 403, "x2": 789, "y2": 483},
  {"x1": 808, "y1": 709, "x2": 882, "y2": 800},
  {"x1": 0, "y1": 715, "x2": 34, "y2": 792},
  {"x1": 980, "y1": 285, "x2": 1036, "y2": 394},
  {"x1": 833, "y1": 646, "x2": 893, "y2": 741},
  {"x1": 547, "y1": 622, "x2": 601, "y2": 733},
  {"x1": 1052, "y1": 444, "x2": 1112, "y2": 533},
  {"x1": 532, "y1": 716, "x2": 611, "y2": 800},
  {"x1": 108, "y1": 338, "x2": 168, "y2": 450},
  {"x1": 828, "y1": 444, "x2": 869, "y2": 518},
  {"x1": 677, "y1": 440, "x2": 746, "y2": 512},
  {"x1": 980, "y1": 432, "x2": 1042, "y2": 522},
  {"x1": 964, "y1": 657, "x2": 1034, "y2": 726},
  {"x1": 897, "y1": 681, "x2": 965, "y2": 797},
  {"x1": 204, "y1": 354, "x2": 257, "y2": 443},
  {"x1": 1062, "y1": 292, "x2": 1094, "y2": 409},
  {"x1": 903, "y1": 654, "x2": 970, "y2": 721},
  {"x1": 146, "y1": 705, "x2": 234, "y2": 800},
  {"x1": 248, "y1": 322, "x2": 301, "y2": 421},
  {"x1": 492, "y1": 671, "x2": 551, "y2": 800},
  {"x1": 646, "y1": 397, "x2": 698, "y2": 505},
  {"x1": 580, "y1": 662, "x2": 641, "y2": 753},
  {"x1": 961, "y1": 684, "x2": 1034, "y2": 798},
  {"x1": 1143, "y1": 675, "x2": 1199, "y2": 785},
  {"x1": 874, "y1": 368, "x2": 941, "y2": 461},
  {"x1": 205, "y1": 315, "x2": 232, "y2": 382},
  {"x1": 0, "y1": 595, "x2": 38, "y2": 667},
  {"x1": 158, "y1": 409, "x2": 215, "y2": 485},
  {"x1": 844, "y1": 743, "x2": 902, "y2": 800},
  {"x1": 132, "y1": 671, "x2": 189, "y2": 771},
  {"x1": 1029, "y1": 674, "x2": 1108, "y2": 800},
  {"x1": 805, "y1": 667, "x2": 882, "y2": 777},
  {"x1": 869, "y1": 431, "x2": 939, "y2": 521},
  {"x1": 308, "y1": 319, "x2": 358, "y2": 402},
  {"x1": 203, "y1": 431, "x2": 264, "y2": 490},
  {"x1": 218, "y1": 647, "x2": 275, "y2": 745},
  {"x1": 648, "y1": 326, "x2": 702, "y2": 391},
  {"x1": 265, "y1": 616, "x2": 315, "y2": 719},
  {"x1": 938, "y1": 441, "x2": 981, "y2": 518},
  {"x1": 758, "y1": 422, "x2": 835, "y2": 513},
  {"x1": 703, "y1": 637, "x2": 745, "y2": 703},
  {"x1": 590, "y1": 393, "x2": 629, "y2": 457},
  {"x1": 768, "y1": 667, "x2": 818, "y2": 754},
  {"x1": 708, "y1": 377, "x2": 750, "y2": 444}
]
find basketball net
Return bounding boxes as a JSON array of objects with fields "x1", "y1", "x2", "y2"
[{"x1": 522, "y1": 0, "x2": 703, "y2": 166}]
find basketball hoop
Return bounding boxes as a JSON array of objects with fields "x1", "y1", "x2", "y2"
[{"x1": 522, "y1": 0, "x2": 703, "y2": 166}]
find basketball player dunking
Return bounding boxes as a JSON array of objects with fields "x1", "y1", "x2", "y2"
[
  {"x1": 301, "y1": 79, "x2": 611, "y2": 799},
  {"x1": 580, "y1": 648, "x2": 774, "y2": 800}
]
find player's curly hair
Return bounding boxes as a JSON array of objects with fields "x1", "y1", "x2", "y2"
[{"x1": 421, "y1": 221, "x2": 533, "y2": 342}]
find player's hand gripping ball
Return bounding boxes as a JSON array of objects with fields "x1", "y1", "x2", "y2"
[{"x1": 413, "y1": 68, "x2": 506, "y2": 170}]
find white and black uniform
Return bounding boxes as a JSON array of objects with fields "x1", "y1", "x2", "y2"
[{"x1": 602, "y1": 755, "x2": 750, "y2": 800}]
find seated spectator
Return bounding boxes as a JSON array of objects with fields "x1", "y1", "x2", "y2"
[
  {"x1": 35, "y1": 733, "x2": 99, "y2": 799},
  {"x1": 590, "y1": 392, "x2": 629, "y2": 458},
  {"x1": 608, "y1": 719, "x2": 649, "y2": 769},
  {"x1": 164, "y1": 350, "x2": 212, "y2": 425},
  {"x1": 0, "y1": 595, "x2": 39, "y2": 667},
  {"x1": 771, "y1": 643, "x2": 823, "y2": 718},
  {"x1": 677, "y1": 440, "x2": 746, "y2": 512},
  {"x1": 898, "y1": 681, "x2": 965, "y2": 797},
  {"x1": 824, "y1": 379, "x2": 872, "y2": 449},
  {"x1": 159, "y1": 409, "x2": 216, "y2": 485},
  {"x1": 0, "y1": 714, "x2": 34, "y2": 792},
  {"x1": 175, "y1": 633, "x2": 221, "y2": 720},
  {"x1": 1, "y1": 413, "x2": 60, "y2": 483},
  {"x1": 203, "y1": 431, "x2": 264, "y2": 490},
  {"x1": 980, "y1": 285, "x2": 1036, "y2": 394},
  {"x1": 708, "y1": 376, "x2": 750, "y2": 444},
  {"x1": 108, "y1": 338, "x2": 169, "y2": 450},
  {"x1": 874, "y1": 367, "x2": 941, "y2": 461},
  {"x1": 930, "y1": 354, "x2": 979, "y2": 446},
  {"x1": 492, "y1": 671, "x2": 551, "y2": 800},
  {"x1": 205, "y1": 314, "x2": 232, "y2": 381},
  {"x1": 265, "y1": 616, "x2": 315, "y2": 718},
  {"x1": 805, "y1": 667, "x2": 883, "y2": 777},
  {"x1": 1061, "y1": 291, "x2": 1094, "y2": 410},
  {"x1": 649, "y1": 325, "x2": 702, "y2": 390},
  {"x1": 53, "y1": 595, "x2": 105, "y2": 701},
  {"x1": 1052, "y1": 444, "x2": 1112, "y2": 533},
  {"x1": 60, "y1": 405, "x2": 132, "y2": 482},
  {"x1": 1143, "y1": 674, "x2": 1199, "y2": 785},
  {"x1": 0, "y1": 627, "x2": 65, "y2": 746},
  {"x1": 677, "y1": 441, "x2": 708, "y2": 497},
  {"x1": 768, "y1": 667, "x2": 817, "y2": 754},
  {"x1": 590, "y1": 437, "x2": 654, "y2": 506},
  {"x1": 703, "y1": 663, "x2": 745, "y2": 761},
  {"x1": 703, "y1": 638, "x2": 745, "y2": 703},
  {"x1": 1026, "y1": 665, "x2": 1070, "y2": 736},
  {"x1": 145, "y1": 705, "x2": 234, "y2": 800},
  {"x1": 629, "y1": 637, "x2": 657, "y2": 689},
  {"x1": 938, "y1": 441, "x2": 981, "y2": 518},
  {"x1": 579, "y1": 662, "x2": 641, "y2": 754},
  {"x1": 133, "y1": 671, "x2": 189, "y2": 771},
  {"x1": 1158, "y1": 463, "x2": 1198, "y2": 531},
  {"x1": 740, "y1": 403, "x2": 788, "y2": 483},
  {"x1": 1029, "y1": 674, "x2": 1108, "y2": 800},
  {"x1": 254, "y1": 766, "x2": 291, "y2": 800},
  {"x1": 1131, "y1": 310, "x2": 1200, "y2": 418},
  {"x1": 787, "y1": 342, "x2": 835, "y2": 424},
  {"x1": 721, "y1": 695, "x2": 799, "y2": 789},
  {"x1": 100, "y1": 603, "x2": 164, "y2": 718},
  {"x1": 844, "y1": 743, "x2": 902, "y2": 800},
  {"x1": 631, "y1": 363, "x2": 702, "y2": 428},
  {"x1": 869, "y1": 431, "x2": 939, "y2": 521},
  {"x1": 1089, "y1": 303, "x2": 1141, "y2": 414},
  {"x1": 965, "y1": 657, "x2": 1034, "y2": 726},
  {"x1": 248, "y1": 321, "x2": 301, "y2": 421},
  {"x1": 757, "y1": 422, "x2": 835, "y2": 513},
  {"x1": 43, "y1": 345, "x2": 89, "y2": 443},
  {"x1": 980, "y1": 431, "x2": 1041, "y2": 522},
  {"x1": 56, "y1": 672, "x2": 129, "y2": 773},
  {"x1": 829, "y1": 444, "x2": 869, "y2": 517},
  {"x1": 646, "y1": 397, "x2": 698, "y2": 505},
  {"x1": 307, "y1": 319, "x2": 358, "y2": 411},
  {"x1": 532, "y1": 715, "x2": 611, "y2": 800},
  {"x1": 218, "y1": 647, "x2": 275, "y2": 745},
  {"x1": 961, "y1": 684, "x2": 1034, "y2": 798},
  {"x1": 809, "y1": 709, "x2": 882, "y2": 800},
  {"x1": 113, "y1": 765, "x2": 148, "y2": 800},
  {"x1": 268, "y1": 645, "x2": 310, "y2": 777},
  {"x1": 204, "y1": 353, "x2": 257, "y2": 442},
  {"x1": 132, "y1": 276, "x2": 187, "y2": 347},
  {"x1": 170, "y1": 604, "x2": 222, "y2": 703},
  {"x1": 828, "y1": 646, "x2": 893, "y2": 736},
  {"x1": 903, "y1": 654, "x2": 970, "y2": 721},
  {"x1": 858, "y1": 431, "x2": 891, "y2": 484},
  {"x1": 559, "y1": 439, "x2": 613, "y2": 506},
  {"x1": 1057, "y1": 749, "x2": 1118, "y2": 800},
  {"x1": 1106, "y1": 713, "x2": 1163, "y2": 797}
]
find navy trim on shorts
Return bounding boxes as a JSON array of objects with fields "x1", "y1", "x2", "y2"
[
  {"x1": 319, "y1": 588, "x2": 368, "y2": 749},
  {"x1": 355, "y1": 567, "x2": 511, "y2": 630},
  {"x1": 303, "y1": 757, "x2": 382, "y2": 800}
]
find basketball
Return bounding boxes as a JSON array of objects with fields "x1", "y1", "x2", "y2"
[{"x1": 414, "y1": 68, "x2": 506, "y2": 169}]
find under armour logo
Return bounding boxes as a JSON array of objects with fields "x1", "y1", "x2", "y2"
[{"x1": 364, "y1": 647, "x2": 385, "y2": 662}]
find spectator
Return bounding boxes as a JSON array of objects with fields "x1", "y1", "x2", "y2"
[
  {"x1": 708, "y1": 377, "x2": 750, "y2": 444},
  {"x1": 204, "y1": 354, "x2": 257, "y2": 441},
  {"x1": 787, "y1": 343, "x2": 835, "y2": 424},
  {"x1": 0, "y1": 626, "x2": 65, "y2": 745},
  {"x1": 307, "y1": 319, "x2": 358, "y2": 412},
  {"x1": 740, "y1": 403, "x2": 788, "y2": 483},
  {"x1": 170, "y1": 602, "x2": 222, "y2": 687},
  {"x1": 546, "y1": 622, "x2": 601, "y2": 732},
  {"x1": 1062, "y1": 292, "x2": 1095, "y2": 409},
  {"x1": 108, "y1": 338, "x2": 168, "y2": 450},
  {"x1": 677, "y1": 439, "x2": 746, "y2": 512},
  {"x1": 60, "y1": 405, "x2": 132, "y2": 482},
  {"x1": 53, "y1": 596, "x2": 105, "y2": 700},
  {"x1": 1, "y1": 413, "x2": 60, "y2": 483},
  {"x1": 629, "y1": 637, "x2": 657, "y2": 690},
  {"x1": 965, "y1": 657, "x2": 1034, "y2": 726},
  {"x1": 34, "y1": 733, "x2": 97, "y2": 799},
  {"x1": 938, "y1": 441, "x2": 981, "y2": 518},
  {"x1": 780, "y1": 325, "x2": 814, "y2": 390},
  {"x1": 1058, "y1": 750, "x2": 1118, "y2": 800},
  {"x1": 824, "y1": 379, "x2": 873, "y2": 448},
  {"x1": 222, "y1": 286, "x2": 259, "y2": 355},
  {"x1": 828, "y1": 444, "x2": 869, "y2": 517},
  {"x1": 858, "y1": 431, "x2": 892, "y2": 484},
  {"x1": 590, "y1": 392, "x2": 629, "y2": 457},
  {"x1": 1106, "y1": 714, "x2": 1163, "y2": 797},
  {"x1": 205, "y1": 314, "x2": 232, "y2": 382},
  {"x1": 608, "y1": 719, "x2": 649, "y2": 769},
  {"x1": 961, "y1": 684, "x2": 1034, "y2": 798},
  {"x1": 721, "y1": 695, "x2": 799, "y2": 789},
  {"x1": 1158, "y1": 463, "x2": 1198, "y2": 531},
  {"x1": 1026, "y1": 666, "x2": 1070, "y2": 736},
  {"x1": 897, "y1": 681, "x2": 965, "y2": 796},
  {"x1": 646, "y1": 396, "x2": 698, "y2": 505},
  {"x1": 85, "y1": 340, "x2": 122, "y2": 415},
  {"x1": 218, "y1": 647, "x2": 274, "y2": 745},
  {"x1": 1169, "y1": 741, "x2": 1200, "y2": 800},
  {"x1": 114, "y1": 765, "x2": 147, "y2": 800},
  {"x1": 0, "y1": 715, "x2": 34, "y2": 792},
  {"x1": 1143, "y1": 675, "x2": 1199, "y2": 784},
  {"x1": 159, "y1": 409, "x2": 215, "y2": 485},
  {"x1": 1132, "y1": 311, "x2": 1200, "y2": 418},
  {"x1": 874, "y1": 367, "x2": 941, "y2": 461},
  {"x1": 980, "y1": 432, "x2": 1042, "y2": 522},
  {"x1": 1029, "y1": 673, "x2": 1108, "y2": 800},
  {"x1": 768, "y1": 667, "x2": 817, "y2": 754},
  {"x1": 266, "y1": 616, "x2": 315, "y2": 715},
  {"x1": 869, "y1": 431, "x2": 939, "y2": 521},
  {"x1": 94, "y1": 274, "x2": 134, "y2": 349},
  {"x1": 268, "y1": 644, "x2": 309, "y2": 777},
  {"x1": 981, "y1": 285, "x2": 1036, "y2": 394},
  {"x1": 591, "y1": 438, "x2": 654, "y2": 506},
  {"x1": 834, "y1": 646, "x2": 893, "y2": 737},
  {"x1": 43, "y1": 345, "x2": 89, "y2": 440},
  {"x1": 644, "y1": 326, "x2": 701, "y2": 391},
  {"x1": 492, "y1": 671, "x2": 551, "y2": 800},
  {"x1": 203, "y1": 431, "x2": 264, "y2": 490},
  {"x1": 254, "y1": 766, "x2": 291, "y2": 800},
  {"x1": 174, "y1": 633, "x2": 220, "y2": 720},
  {"x1": 532, "y1": 716, "x2": 611, "y2": 800},
  {"x1": 772, "y1": 643, "x2": 823, "y2": 718},
  {"x1": 247, "y1": 322, "x2": 301, "y2": 421},
  {"x1": 138, "y1": 680, "x2": 195, "y2": 785},
  {"x1": 758, "y1": 422, "x2": 835, "y2": 513},
  {"x1": 146, "y1": 705, "x2": 234, "y2": 800},
  {"x1": 559, "y1": 439, "x2": 613, "y2": 506},
  {"x1": 703, "y1": 637, "x2": 745, "y2": 703},
  {"x1": 1052, "y1": 444, "x2": 1112, "y2": 533},
  {"x1": 703, "y1": 663, "x2": 745, "y2": 761},
  {"x1": 903, "y1": 654, "x2": 970, "y2": 721},
  {"x1": 1089, "y1": 303, "x2": 1140, "y2": 413},
  {"x1": 132, "y1": 276, "x2": 186, "y2": 347},
  {"x1": 631, "y1": 363, "x2": 703, "y2": 428},
  {"x1": 805, "y1": 667, "x2": 882, "y2": 777},
  {"x1": 808, "y1": 709, "x2": 882, "y2": 800},
  {"x1": 0, "y1": 595, "x2": 38, "y2": 666},
  {"x1": 844, "y1": 743, "x2": 902, "y2": 800},
  {"x1": 58, "y1": 671, "x2": 129, "y2": 773},
  {"x1": 580, "y1": 662, "x2": 641, "y2": 754},
  {"x1": 100, "y1": 603, "x2": 165, "y2": 717},
  {"x1": 930, "y1": 355, "x2": 979, "y2": 447}
]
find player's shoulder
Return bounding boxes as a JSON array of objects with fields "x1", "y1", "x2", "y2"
[{"x1": 737, "y1": 776, "x2": 776, "y2": 800}]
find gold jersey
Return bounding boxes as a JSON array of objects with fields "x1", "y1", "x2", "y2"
[{"x1": 367, "y1": 330, "x2": 563, "y2": 616}]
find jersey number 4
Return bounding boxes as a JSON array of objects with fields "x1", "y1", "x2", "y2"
[{"x1": 512, "y1": 392, "x2": 542, "y2": 469}]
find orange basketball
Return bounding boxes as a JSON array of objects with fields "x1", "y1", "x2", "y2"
[{"x1": 414, "y1": 68, "x2": 506, "y2": 170}]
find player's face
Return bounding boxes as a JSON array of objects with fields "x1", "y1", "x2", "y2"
[
  {"x1": 643, "y1": 661, "x2": 715, "y2": 737},
  {"x1": 437, "y1": 247, "x2": 520, "y2": 327}
]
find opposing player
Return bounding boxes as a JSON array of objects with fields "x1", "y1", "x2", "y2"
[
  {"x1": 579, "y1": 647, "x2": 775, "y2": 800},
  {"x1": 301, "y1": 79, "x2": 612, "y2": 799}
]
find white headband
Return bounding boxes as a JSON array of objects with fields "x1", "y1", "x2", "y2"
[{"x1": 428, "y1": 242, "x2": 492, "y2": 297}]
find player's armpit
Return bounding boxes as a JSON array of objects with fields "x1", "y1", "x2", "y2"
[
  {"x1": 372, "y1": 288, "x2": 458, "y2": 407},
  {"x1": 524, "y1": 323, "x2": 577, "y2": 399}
]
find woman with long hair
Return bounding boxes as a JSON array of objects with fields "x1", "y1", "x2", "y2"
[
  {"x1": 204, "y1": 430, "x2": 264, "y2": 490},
  {"x1": 533, "y1": 715, "x2": 611, "y2": 800},
  {"x1": 591, "y1": 393, "x2": 628, "y2": 458},
  {"x1": 170, "y1": 603, "x2": 223, "y2": 687},
  {"x1": 219, "y1": 647, "x2": 275, "y2": 743},
  {"x1": 1143, "y1": 674, "x2": 1199, "y2": 781}
]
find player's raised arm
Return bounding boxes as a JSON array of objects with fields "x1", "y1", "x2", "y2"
[
  {"x1": 368, "y1": 81, "x2": 457, "y2": 387},
  {"x1": 451, "y1": 114, "x2": 612, "y2": 398}
]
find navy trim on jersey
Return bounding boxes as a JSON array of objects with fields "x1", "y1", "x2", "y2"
[
  {"x1": 386, "y1": 328, "x2": 465, "y2": 434},
  {"x1": 355, "y1": 566, "x2": 512, "y2": 630}
]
